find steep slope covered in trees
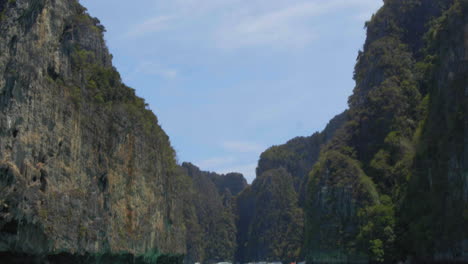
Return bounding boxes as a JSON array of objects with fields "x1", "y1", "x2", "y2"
[{"x1": 302, "y1": 0, "x2": 468, "y2": 263}]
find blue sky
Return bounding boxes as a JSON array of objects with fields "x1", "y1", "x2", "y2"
[{"x1": 80, "y1": 0, "x2": 383, "y2": 183}]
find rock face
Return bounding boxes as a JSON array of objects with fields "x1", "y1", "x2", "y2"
[
  {"x1": 0, "y1": 0, "x2": 186, "y2": 258},
  {"x1": 400, "y1": 1, "x2": 468, "y2": 260}
]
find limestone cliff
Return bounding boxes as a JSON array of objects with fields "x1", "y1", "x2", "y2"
[{"x1": 0, "y1": 0, "x2": 186, "y2": 259}]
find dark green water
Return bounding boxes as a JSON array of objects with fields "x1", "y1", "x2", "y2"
[{"x1": 0, "y1": 252, "x2": 184, "y2": 264}]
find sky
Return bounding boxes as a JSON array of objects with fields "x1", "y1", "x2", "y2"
[{"x1": 80, "y1": 0, "x2": 383, "y2": 183}]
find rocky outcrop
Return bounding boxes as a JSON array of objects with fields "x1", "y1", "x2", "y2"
[{"x1": 0, "y1": 0, "x2": 186, "y2": 259}]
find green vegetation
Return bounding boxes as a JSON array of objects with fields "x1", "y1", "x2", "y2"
[{"x1": 357, "y1": 196, "x2": 396, "y2": 262}]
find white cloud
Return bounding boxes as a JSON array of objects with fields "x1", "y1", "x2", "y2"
[
  {"x1": 222, "y1": 141, "x2": 264, "y2": 153},
  {"x1": 196, "y1": 156, "x2": 236, "y2": 169},
  {"x1": 125, "y1": 15, "x2": 173, "y2": 37}
]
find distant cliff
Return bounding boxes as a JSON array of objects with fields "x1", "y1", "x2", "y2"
[
  {"x1": 235, "y1": 113, "x2": 347, "y2": 262},
  {"x1": 181, "y1": 163, "x2": 246, "y2": 264}
]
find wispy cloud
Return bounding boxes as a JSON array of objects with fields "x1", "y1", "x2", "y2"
[
  {"x1": 222, "y1": 141, "x2": 264, "y2": 153},
  {"x1": 127, "y1": 62, "x2": 178, "y2": 80},
  {"x1": 121, "y1": 0, "x2": 381, "y2": 49},
  {"x1": 125, "y1": 15, "x2": 173, "y2": 38},
  {"x1": 215, "y1": 2, "x2": 322, "y2": 49},
  {"x1": 214, "y1": 0, "x2": 380, "y2": 49},
  {"x1": 196, "y1": 156, "x2": 236, "y2": 169}
]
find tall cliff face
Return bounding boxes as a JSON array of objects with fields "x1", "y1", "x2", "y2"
[
  {"x1": 0, "y1": 0, "x2": 186, "y2": 258},
  {"x1": 401, "y1": 1, "x2": 468, "y2": 260}
]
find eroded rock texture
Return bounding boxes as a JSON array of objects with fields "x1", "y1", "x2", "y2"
[{"x1": 0, "y1": 0, "x2": 186, "y2": 257}]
